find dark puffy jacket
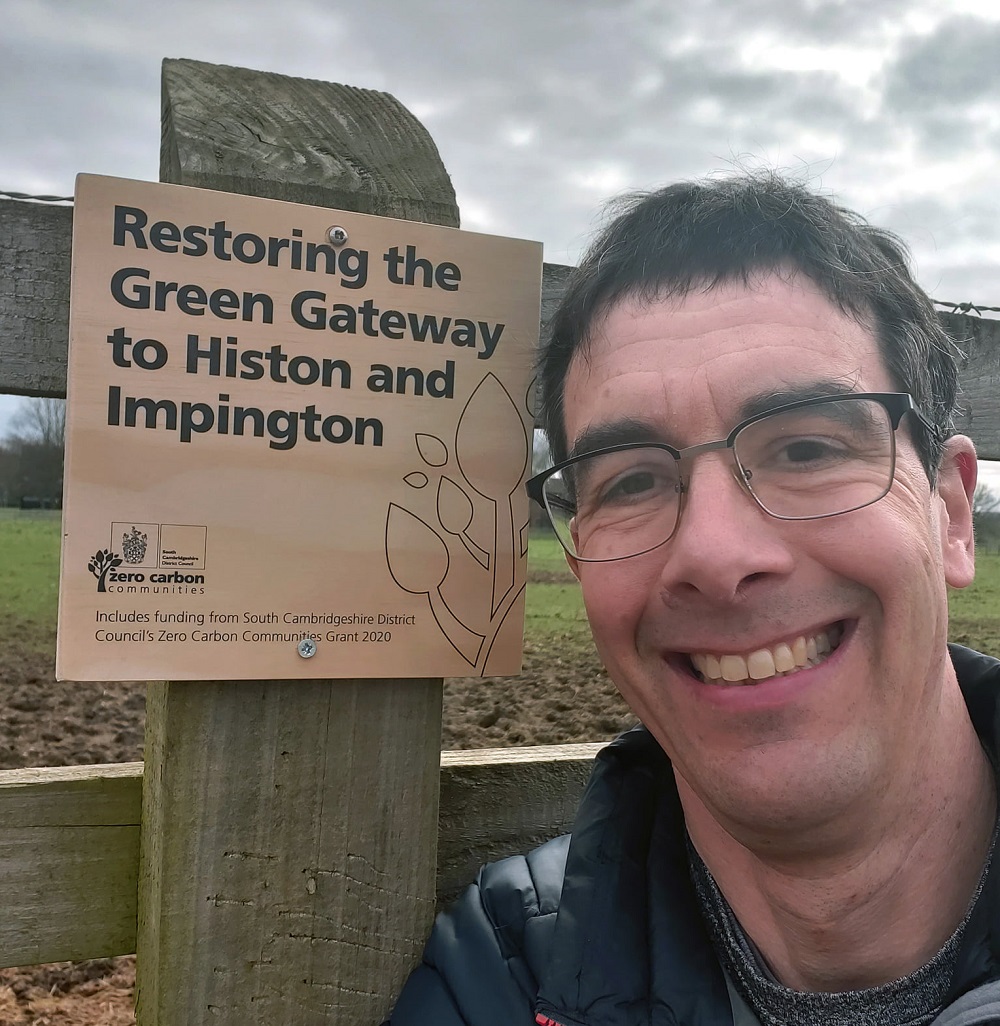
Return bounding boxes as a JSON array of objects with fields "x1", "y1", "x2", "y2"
[{"x1": 390, "y1": 646, "x2": 1000, "y2": 1026}]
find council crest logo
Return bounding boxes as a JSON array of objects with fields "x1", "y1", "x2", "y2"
[{"x1": 121, "y1": 525, "x2": 149, "y2": 564}]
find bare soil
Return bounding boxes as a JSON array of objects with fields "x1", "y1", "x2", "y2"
[{"x1": 0, "y1": 612, "x2": 630, "y2": 1024}]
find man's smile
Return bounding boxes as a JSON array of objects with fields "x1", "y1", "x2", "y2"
[{"x1": 686, "y1": 622, "x2": 846, "y2": 686}]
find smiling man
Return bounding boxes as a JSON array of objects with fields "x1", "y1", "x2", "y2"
[{"x1": 389, "y1": 173, "x2": 1000, "y2": 1026}]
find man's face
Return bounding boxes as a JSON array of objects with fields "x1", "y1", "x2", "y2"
[{"x1": 562, "y1": 273, "x2": 976, "y2": 837}]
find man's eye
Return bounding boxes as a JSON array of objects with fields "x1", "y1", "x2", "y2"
[
  {"x1": 782, "y1": 438, "x2": 845, "y2": 463},
  {"x1": 597, "y1": 468, "x2": 674, "y2": 505},
  {"x1": 611, "y1": 471, "x2": 656, "y2": 495}
]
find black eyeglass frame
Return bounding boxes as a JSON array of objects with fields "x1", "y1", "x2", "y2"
[{"x1": 525, "y1": 392, "x2": 936, "y2": 563}]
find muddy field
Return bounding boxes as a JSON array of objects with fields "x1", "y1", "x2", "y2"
[{"x1": 0, "y1": 614, "x2": 629, "y2": 1024}]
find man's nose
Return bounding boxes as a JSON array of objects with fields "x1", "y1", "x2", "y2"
[{"x1": 657, "y1": 454, "x2": 796, "y2": 604}]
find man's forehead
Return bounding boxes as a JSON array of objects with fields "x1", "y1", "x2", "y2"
[
  {"x1": 561, "y1": 275, "x2": 887, "y2": 449},
  {"x1": 582, "y1": 272, "x2": 868, "y2": 346}
]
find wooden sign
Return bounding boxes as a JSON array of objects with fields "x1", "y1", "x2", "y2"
[{"x1": 57, "y1": 175, "x2": 542, "y2": 681}]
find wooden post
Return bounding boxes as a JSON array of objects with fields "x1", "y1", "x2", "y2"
[
  {"x1": 0, "y1": 200, "x2": 71, "y2": 397},
  {"x1": 136, "y1": 59, "x2": 458, "y2": 1026}
]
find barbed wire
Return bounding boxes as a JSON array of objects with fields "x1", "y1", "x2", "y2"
[
  {"x1": 0, "y1": 188, "x2": 73, "y2": 204},
  {"x1": 933, "y1": 300, "x2": 1000, "y2": 317}
]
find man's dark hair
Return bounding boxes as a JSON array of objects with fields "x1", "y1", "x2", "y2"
[{"x1": 538, "y1": 171, "x2": 961, "y2": 480}]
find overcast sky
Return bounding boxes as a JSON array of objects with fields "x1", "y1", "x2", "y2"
[{"x1": 2, "y1": 0, "x2": 1000, "y2": 484}]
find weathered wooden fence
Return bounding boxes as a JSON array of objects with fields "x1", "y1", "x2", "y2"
[{"x1": 1, "y1": 57, "x2": 999, "y2": 1026}]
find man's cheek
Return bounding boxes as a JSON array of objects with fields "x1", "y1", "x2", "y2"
[
  {"x1": 587, "y1": 603, "x2": 644, "y2": 678},
  {"x1": 582, "y1": 585, "x2": 633, "y2": 641}
]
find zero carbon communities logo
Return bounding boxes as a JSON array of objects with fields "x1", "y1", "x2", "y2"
[{"x1": 87, "y1": 523, "x2": 208, "y2": 594}]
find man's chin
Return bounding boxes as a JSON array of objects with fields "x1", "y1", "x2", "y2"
[{"x1": 673, "y1": 744, "x2": 874, "y2": 846}]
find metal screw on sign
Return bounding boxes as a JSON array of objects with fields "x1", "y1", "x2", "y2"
[
  {"x1": 327, "y1": 225, "x2": 348, "y2": 246},
  {"x1": 297, "y1": 636, "x2": 318, "y2": 659}
]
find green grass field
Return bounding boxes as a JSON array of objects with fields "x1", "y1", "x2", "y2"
[
  {"x1": 524, "y1": 531, "x2": 592, "y2": 644},
  {"x1": 3, "y1": 513, "x2": 1000, "y2": 657},
  {"x1": 949, "y1": 550, "x2": 1000, "y2": 654},
  {"x1": 0, "y1": 510, "x2": 62, "y2": 627},
  {"x1": 525, "y1": 531, "x2": 572, "y2": 576}
]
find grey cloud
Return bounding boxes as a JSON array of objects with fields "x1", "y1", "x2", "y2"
[
  {"x1": 0, "y1": 0, "x2": 997, "y2": 308},
  {"x1": 884, "y1": 16, "x2": 1000, "y2": 114},
  {"x1": 775, "y1": 0, "x2": 911, "y2": 41},
  {"x1": 919, "y1": 261, "x2": 1000, "y2": 307},
  {"x1": 666, "y1": 0, "x2": 910, "y2": 45}
]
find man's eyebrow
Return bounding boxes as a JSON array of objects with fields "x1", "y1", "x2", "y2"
[
  {"x1": 568, "y1": 418, "x2": 663, "y2": 460},
  {"x1": 738, "y1": 380, "x2": 860, "y2": 422},
  {"x1": 566, "y1": 380, "x2": 862, "y2": 459}
]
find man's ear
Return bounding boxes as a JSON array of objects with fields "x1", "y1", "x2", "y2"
[{"x1": 938, "y1": 435, "x2": 977, "y2": 590}]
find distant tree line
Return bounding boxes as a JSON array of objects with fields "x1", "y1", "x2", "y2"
[{"x1": 0, "y1": 398, "x2": 65, "y2": 507}]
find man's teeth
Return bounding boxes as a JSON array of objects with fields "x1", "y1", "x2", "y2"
[{"x1": 691, "y1": 626, "x2": 842, "y2": 686}]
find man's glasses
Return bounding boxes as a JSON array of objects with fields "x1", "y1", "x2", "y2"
[{"x1": 526, "y1": 393, "x2": 935, "y2": 563}]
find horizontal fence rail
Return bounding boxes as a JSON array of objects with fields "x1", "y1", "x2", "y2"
[{"x1": 0, "y1": 744, "x2": 603, "y2": 969}]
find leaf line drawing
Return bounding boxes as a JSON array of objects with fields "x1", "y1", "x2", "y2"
[
  {"x1": 385, "y1": 372, "x2": 532, "y2": 674},
  {"x1": 438, "y1": 476, "x2": 490, "y2": 569},
  {"x1": 455, "y1": 375, "x2": 529, "y2": 617},
  {"x1": 385, "y1": 505, "x2": 485, "y2": 666}
]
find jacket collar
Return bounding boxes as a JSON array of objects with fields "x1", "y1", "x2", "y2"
[{"x1": 536, "y1": 726, "x2": 730, "y2": 1026}]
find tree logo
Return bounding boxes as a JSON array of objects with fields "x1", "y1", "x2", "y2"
[{"x1": 88, "y1": 549, "x2": 123, "y2": 593}]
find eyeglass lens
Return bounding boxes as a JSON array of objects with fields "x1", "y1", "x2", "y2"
[{"x1": 543, "y1": 397, "x2": 897, "y2": 561}]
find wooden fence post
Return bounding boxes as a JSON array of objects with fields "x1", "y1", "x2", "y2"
[{"x1": 135, "y1": 59, "x2": 458, "y2": 1026}]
